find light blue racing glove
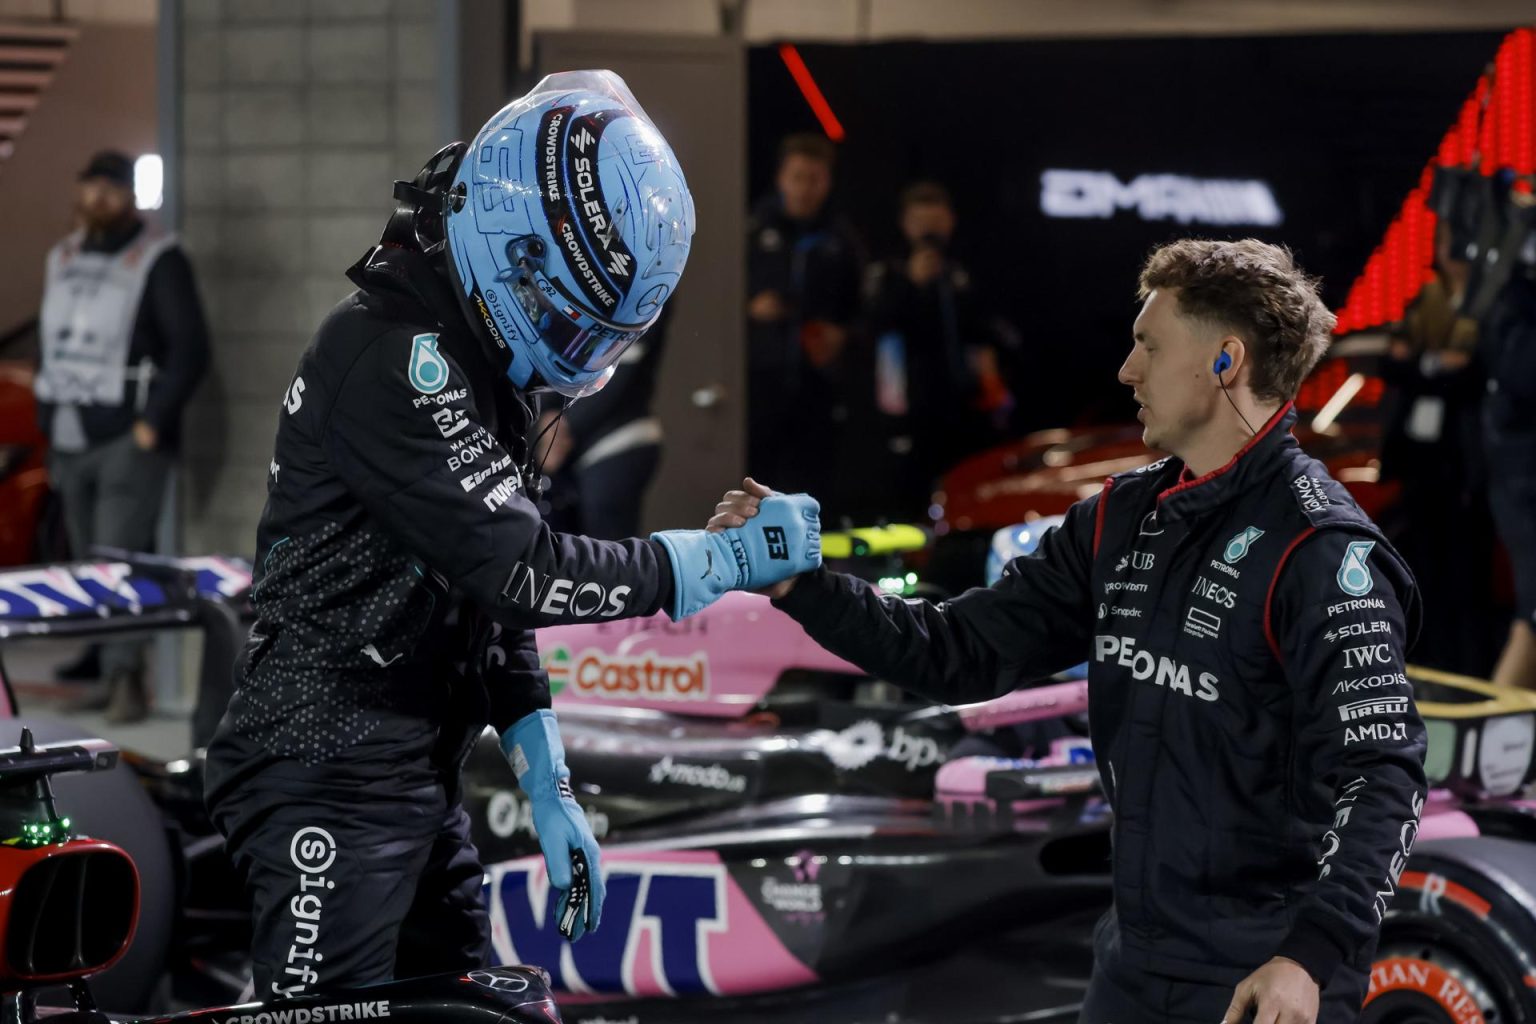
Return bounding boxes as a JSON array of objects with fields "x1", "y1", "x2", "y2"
[
  {"x1": 501, "y1": 709, "x2": 604, "y2": 941},
  {"x1": 652, "y1": 492, "x2": 821, "y2": 620}
]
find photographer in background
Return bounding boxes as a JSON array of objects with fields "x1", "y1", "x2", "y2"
[{"x1": 858, "y1": 182, "x2": 1011, "y2": 520}]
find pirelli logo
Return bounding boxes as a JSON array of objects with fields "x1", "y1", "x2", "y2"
[{"x1": 1338, "y1": 696, "x2": 1409, "y2": 722}]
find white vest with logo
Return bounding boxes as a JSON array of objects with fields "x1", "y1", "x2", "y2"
[{"x1": 36, "y1": 228, "x2": 177, "y2": 451}]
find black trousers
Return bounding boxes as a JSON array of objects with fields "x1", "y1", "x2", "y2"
[
  {"x1": 1080, "y1": 913, "x2": 1369, "y2": 1024},
  {"x1": 215, "y1": 780, "x2": 489, "y2": 998}
]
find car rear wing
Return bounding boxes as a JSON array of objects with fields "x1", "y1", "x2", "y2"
[
  {"x1": 0, "y1": 552, "x2": 253, "y2": 747},
  {"x1": 0, "y1": 552, "x2": 251, "y2": 638}
]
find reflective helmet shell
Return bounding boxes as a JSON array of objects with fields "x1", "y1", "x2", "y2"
[{"x1": 445, "y1": 70, "x2": 694, "y2": 398}]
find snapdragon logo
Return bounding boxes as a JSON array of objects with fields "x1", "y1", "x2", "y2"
[{"x1": 1040, "y1": 170, "x2": 1283, "y2": 226}]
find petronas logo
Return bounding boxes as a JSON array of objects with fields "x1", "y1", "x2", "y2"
[
  {"x1": 1223, "y1": 525, "x2": 1265, "y2": 564},
  {"x1": 408, "y1": 333, "x2": 448, "y2": 395},
  {"x1": 1337, "y1": 541, "x2": 1376, "y2": 597}
]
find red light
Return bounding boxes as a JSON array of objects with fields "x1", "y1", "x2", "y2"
[
  {"x1": 778, "y1": 44, "x2": 846, "y2": 142},
  {"x1": 1334, "y1": 28, "x2": 1536, "y2": 335}
]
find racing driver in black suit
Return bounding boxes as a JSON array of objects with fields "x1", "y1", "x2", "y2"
[
  {"x1": 712, "y1": 239, "x2": 1428, "y2": 1024},
  {"x1": 203, "y1": 72, "x2": 820, "y2": 998}
]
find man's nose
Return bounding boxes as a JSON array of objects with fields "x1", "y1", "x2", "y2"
[{"x1": 1117, "y1": 353, "x2": 1138, "y2": 387}]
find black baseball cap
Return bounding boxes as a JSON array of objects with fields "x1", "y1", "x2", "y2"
[{"x1": 78, "y1": 150, "x2": 134, "y2": 187}]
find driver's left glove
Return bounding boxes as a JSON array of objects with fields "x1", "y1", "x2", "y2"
[{"x1": 501, "y1": 709, "x2": 605, "y2": 941}]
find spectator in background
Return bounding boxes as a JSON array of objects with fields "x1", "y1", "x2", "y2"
[
  {"x1": 33, "y1": 150, "x2": 210, "y2": 722},
  {"x1": 535, "y1": 304, "x2": 674, "y2": 540},
  {"x1": 1479, "y1": 194, "x2": 1536, "y2": 691},
  {"x1": 746, "y1": 133, "x2": 863, "y2": 507},
  {"x1": 859, "y1": 181, "x2": 1012, "y2": 520},
  {"x1": 1379, "y1": 223, "x2": 1492, "y2": 674}
]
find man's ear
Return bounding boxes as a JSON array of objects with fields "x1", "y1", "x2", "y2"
[{"x1": 1218, "y1": 335, "x2": 1248, "y2": 379}]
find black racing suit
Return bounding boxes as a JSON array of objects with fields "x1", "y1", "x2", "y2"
[
  {"x1": 204, "y1": 246, "x2": 674, "y2": 997},
  {"x1": 774, "y1": 405, "x2": 1427, "y2": 1023}
]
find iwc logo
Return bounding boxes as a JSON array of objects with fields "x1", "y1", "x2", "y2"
[{"x1": 408, "y1": 333, "x2": 449, "y2": 395}]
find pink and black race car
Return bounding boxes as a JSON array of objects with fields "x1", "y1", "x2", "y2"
[{"x1": 0, "y1": 540, "x2": 1533, "y2": 1024}]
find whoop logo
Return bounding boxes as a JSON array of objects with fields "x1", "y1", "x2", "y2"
[{"x1": 275, "y1": 826, "x2": 338, "y2": 997}]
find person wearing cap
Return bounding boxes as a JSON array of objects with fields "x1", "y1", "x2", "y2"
[{"x1": 34, "y1": 149, "x2": 210, "y2": 722}]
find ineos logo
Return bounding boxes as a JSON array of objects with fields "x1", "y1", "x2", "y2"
[{"x1": 290, "y1": 826, "x2": 337, "y2": 874}]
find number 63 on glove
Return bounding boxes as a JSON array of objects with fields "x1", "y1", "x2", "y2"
[{"x1": 653, "y1": 492, "x2": 821, "y2": 620}]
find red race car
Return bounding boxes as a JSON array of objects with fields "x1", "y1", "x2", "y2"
[{"x1": 0, "y1": 324, "x2": 56, "y2": 568}]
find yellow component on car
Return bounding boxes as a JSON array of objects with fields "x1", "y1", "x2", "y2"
[
  {"x1": 821, "y1": 524, "x2": 928, "y2": 559},
  {"x1": 1409, "y1": 664, "x2": 1536, "y2": 720}
]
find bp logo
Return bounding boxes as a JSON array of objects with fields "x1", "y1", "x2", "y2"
[
  {"x1": 1337, "y1": 540, "x2": 1376, "y2": 597},
  {"x1": 1223, "y1": 525, "x2": 1264, "y2": 564},
  {"x1": 542, "y1": 646, "x2": 571, "y2": 696},
  {"x1": 408, "y1": 333, "x2": 449, "y2": 395}
]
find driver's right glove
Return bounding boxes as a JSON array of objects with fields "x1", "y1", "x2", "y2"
[{"x1": 651, "y1": 492, "x2": 821, "y2": 620}]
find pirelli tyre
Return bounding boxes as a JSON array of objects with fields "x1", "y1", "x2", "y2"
[{"x1": 1362, "y1": 837, "x2": 1536, "y2": 1024}]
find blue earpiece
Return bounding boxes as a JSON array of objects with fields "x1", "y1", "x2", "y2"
[{"x1": 1213, "y1": 351, "x2": 1232, "y2": 375}]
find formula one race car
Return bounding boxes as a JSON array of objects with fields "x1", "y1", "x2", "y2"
[{"x1": 2, "y1": 542, "x2": 1536, "y2": 1024}]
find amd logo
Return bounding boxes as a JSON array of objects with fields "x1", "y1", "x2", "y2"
[{"x1": 1040, "y1": 170, "x2": 1284, "y2": 227}]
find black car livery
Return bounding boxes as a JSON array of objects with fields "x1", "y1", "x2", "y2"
[
  {"x1": 206, "y1": 245, "x2": 674, "y2": 803},
  {"x1": 775, "y1": 404, "x2": 1427, "y2": 992}
]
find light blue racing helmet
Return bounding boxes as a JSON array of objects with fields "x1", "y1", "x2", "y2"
[
  {"x1": 985, "y1": 517, "x2": 1065, "y2": 586},
  {"x1": 444, "y1": 70, "x2": 694, "y2": 398}
]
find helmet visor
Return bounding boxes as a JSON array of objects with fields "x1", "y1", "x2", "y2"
[{"x1": 514, "y1": 275, "x2": 651, "y2": 376}]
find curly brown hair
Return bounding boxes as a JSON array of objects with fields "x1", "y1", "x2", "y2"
[{"x1": 1137, "y1": 239, "x2": 1336, "y2": 403}]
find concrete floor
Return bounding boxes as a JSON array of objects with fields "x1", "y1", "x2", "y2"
[{"x1": 0, "y1": 636, "x2": 194, "y2": 760}]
